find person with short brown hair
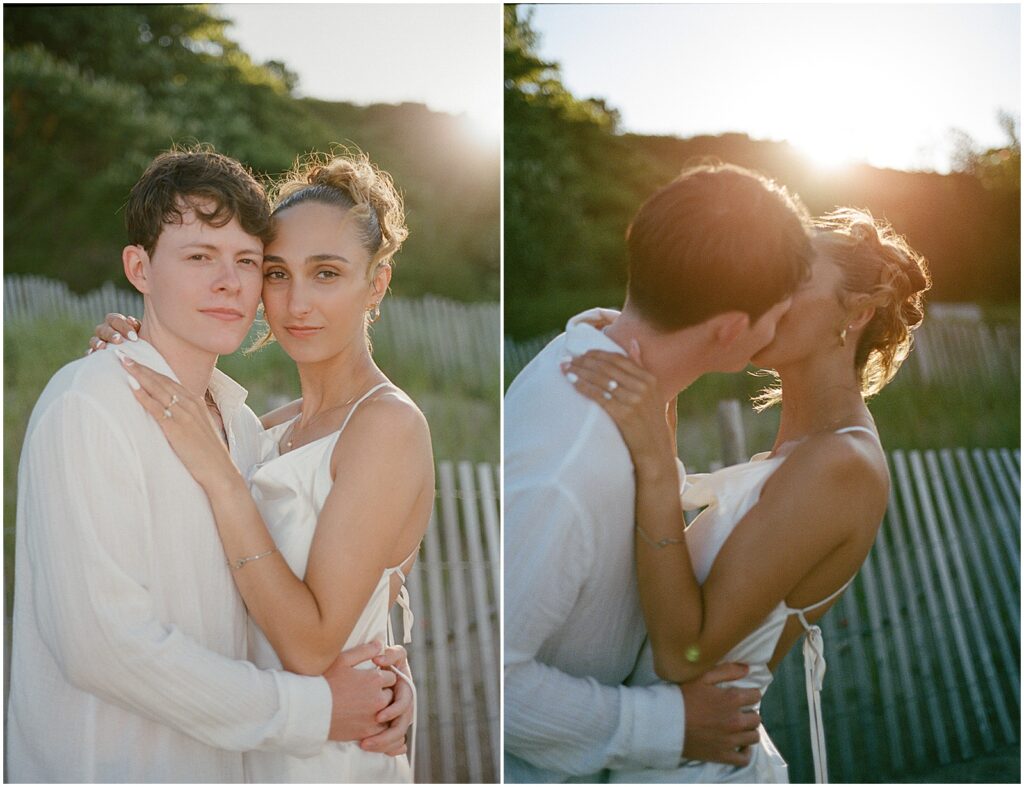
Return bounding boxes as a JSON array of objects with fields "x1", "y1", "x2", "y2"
[
  {"x1": 7, "y1": 147, "x2": 411, "y2": 782},
  {"x1": 504, "y1": 163, "x2": 812, "y2": 783}
]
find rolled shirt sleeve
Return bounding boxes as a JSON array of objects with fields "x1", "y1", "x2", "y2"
[{"x1": 19, "y1": 389, "x2": 332, "y2": 756}]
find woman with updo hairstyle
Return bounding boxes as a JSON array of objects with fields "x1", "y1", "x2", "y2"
[
  {"x1": 95, "y1": 149, "x2": 433, "y2": 783},
  {"x1": 561, "y1": 208, "x2": 930, "y2": 782}
]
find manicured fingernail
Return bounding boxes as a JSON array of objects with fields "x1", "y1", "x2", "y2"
[
  {"x1": 127, "y1": 330, "x2": 138, "y2": 341},
  {"x1": 111, "y1": 332, "x2": 122, "y2": 343},
  {"x1": 566, "y1": 372, "x2": 579, "y2": 384},
  {"x1": 97, "y1": 341, "x2": 106, "y2": 349},
  {"x1": 86, "y1": 348, "x2": 93, "y2": 356},
  {"x1": 126, "y1": 374, "x2": 140, "y2": 391}
]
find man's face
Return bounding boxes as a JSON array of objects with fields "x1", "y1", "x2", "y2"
[
  {"x1": 712, "y1": 297, "x2": 794, "y2": 373},
  {"x1": 136, "y1": 204, "x2": 264, "y2": 357}
]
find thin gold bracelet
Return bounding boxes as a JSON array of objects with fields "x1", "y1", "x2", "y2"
[
  {"x1": 636, "y1": 525, "x2": 685, "y2": 550},
  {"x1": 228, "y1": 548, "x2": 278, "y2": 570}
]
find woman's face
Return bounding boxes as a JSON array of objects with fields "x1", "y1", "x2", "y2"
[
  {"x1": 751, "y1": 241, "x2": 846, "y2": 369},
  {"x1": 260, "y1": 201, "x2": 384, "y2": 364}
]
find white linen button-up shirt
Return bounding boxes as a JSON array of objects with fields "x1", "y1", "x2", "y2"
[
  {"x1": 504, "y1": 309, "x2": 686, "y2": 783},
  {"x1": 6, "y1": 340, "x2": 332, "y2": 783}
]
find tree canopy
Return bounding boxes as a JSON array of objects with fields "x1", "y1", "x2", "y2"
[
  {"x1": 4, "y1": 4, "x2": 498, "y2": 301},
  {"x1": 503, "y1": 5, "x2": 1020, "y2": 339}
]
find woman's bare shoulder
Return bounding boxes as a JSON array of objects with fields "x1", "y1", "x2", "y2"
[
  {"x1": 331, "y1": 387, "x2": 433, "y2": 466},
  {"x1": 765, "y1": 429, "x2": 890, "y2": 533}
]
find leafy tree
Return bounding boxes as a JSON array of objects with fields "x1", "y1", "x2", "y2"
[
  {"x1": 3, "y1": 4, "x2": 498, "y2": 301},
  {"x1": 504, "y1": 5, "x2": 655, "y2": 337}
]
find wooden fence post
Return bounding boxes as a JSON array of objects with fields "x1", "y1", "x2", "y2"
[{"x1": 717, "y1": 399, "x2": 746, "y2": 467}]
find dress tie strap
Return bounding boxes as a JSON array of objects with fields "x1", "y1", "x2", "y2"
[
  {"x1": 395, "y1": 585, "x2": 414, "y2": 644},
  {"x1": 389, "y1": 659, "x2": 417, "y2": 776},
  {"x1": 384, "y1": 566, "x2": 418, "y2": 775},
  {"x1": 797, "y1": 610, "x2": 829, "y2": 784}
]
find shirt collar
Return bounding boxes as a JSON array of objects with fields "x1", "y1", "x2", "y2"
[
  {"x1": 114, "y1": 339, "x2": 249, "y2": 421},
  {"x1": 563, "y1": 308, "x2": 627, "y2": 357}
]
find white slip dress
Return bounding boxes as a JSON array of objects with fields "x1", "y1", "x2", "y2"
[
  {"x1": 242, "y1": 383, "x2": 417, "y2": 784},
  {"x1": 610, "y1": 426, "x2": 876, "y2": 784}
]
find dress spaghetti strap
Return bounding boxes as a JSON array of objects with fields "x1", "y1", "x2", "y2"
[
  {"x1": 833, "y1": 425, "x2": 879, "y2": 440},
  {"x1": 338, "y1": 382, "x2": 393, "y2": 433}
]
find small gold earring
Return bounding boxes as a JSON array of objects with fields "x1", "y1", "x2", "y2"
[
  {"x1": 839, "y1": 328, "x2": 848, "y2": 347},
  {"x1": 367, "y1": 303, "x2": 381, "y2": 324}
]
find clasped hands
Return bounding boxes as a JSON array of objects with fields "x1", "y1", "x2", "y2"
[
  {"x1": 326, "y1": 641, "x2": 415, "y2": 757},
  {"x1": 680, "y1": 662, "x2": 762, "y2": 767}
]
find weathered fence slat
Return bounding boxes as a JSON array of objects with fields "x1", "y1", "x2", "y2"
[
  {"x1": 984, "y1": 448, "x2": 1022, "y2": 521},
  {"x1": 477, "y1": 463, "x2": 501, "y2": 605},
  {"x1": 437, "y1": 463, "x2": 484, "y2": 782},
  {"x1": 876, "y1": 513, "x2": 929, "y2": 770},
  {"x1": 885, "y1": 453, "x2": 952, "y2": 764},
  {"x1": 917, "y1": 452, "x2": 993, "y2": 751},
  {"x1": 937, "y1": 450, "x2": 1019, "y2": 745},
  {"x1": 954, "y1": 450, "x2": 1021, "y2": 637},
  {"x1": 420, "y1": 507, "x2": 457, "y2": 783},
  {"x1": 968, "y1": 450, "x2": 1020, "y2": 583},
  {"x1": 897, "y1": 451, "x2": 974, "y2": 760},
  {"x1": 457, "y1": 461, "x2": 500, "y2": 777},
  {"x1": 838, "y1": 584, "x2": 882, "y2": 775},
  {"x1": 858, "y1": 552, "x2": 907, "y2": 772}
]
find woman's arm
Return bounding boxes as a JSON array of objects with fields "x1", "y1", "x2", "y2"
[
  {"x1": 120, "y1": 357, "x2": 434, "y2": 676},
  {"x1": 564, "y1": 351, "x2": 886, "y2": 683}
]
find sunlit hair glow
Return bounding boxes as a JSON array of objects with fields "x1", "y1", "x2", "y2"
[{"x1": 755, "y1": 208, "x2": 931, "y2": 409}]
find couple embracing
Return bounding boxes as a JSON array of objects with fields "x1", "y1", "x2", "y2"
[
  {"x1": 8, "y1": 147, "x2": 433, "y2": 782},
  {"x1": 505, "y1": 163, "x2": 930, "y2": 783}
]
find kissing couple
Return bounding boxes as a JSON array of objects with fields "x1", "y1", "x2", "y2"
[
  {"x1": 504, "y1": 163, "x2": 929, "y2": 783},
  {"x1": 8, "y1": 146, "x2": 435, "y2": 783}
]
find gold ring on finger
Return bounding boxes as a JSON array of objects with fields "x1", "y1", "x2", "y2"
[{"x1": 606, "y1": 379, "x2": 619, "y2": 392}]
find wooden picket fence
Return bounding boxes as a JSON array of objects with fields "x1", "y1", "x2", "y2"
[
  {"x1": 502, "y1": 308, "x2": 1020, "y2": 387},
  {"x1": 761, "y1": 447, "x2": 1020, "y2": 783},
  {"x1": 3, "y1": 275, "x2": 499, "y2": 393},
  {"x1": 402, "y1": 460, "x2": 501, "y2": 784}
]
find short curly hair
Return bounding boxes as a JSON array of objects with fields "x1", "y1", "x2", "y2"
[{"x1": 125, "y1": 145, "x2": 273, "y2": 254}]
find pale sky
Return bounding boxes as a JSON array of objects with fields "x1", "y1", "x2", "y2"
[
  {"x1": 527, "y1": 3, "x2": 1020, "y2": 172},
  {"x1": 216, "y1": 3, "x2": 502, "y2": 140}
]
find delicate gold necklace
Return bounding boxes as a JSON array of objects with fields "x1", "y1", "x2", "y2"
[{"x1": 282, "y1": 388, "x2": 367, "y2": 451}]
